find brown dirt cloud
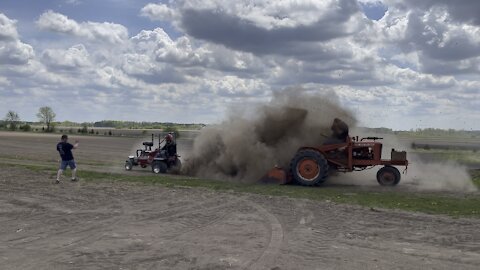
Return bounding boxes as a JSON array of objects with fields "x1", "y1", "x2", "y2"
[
  {"x1": 182, "y1": 88, "x2": 477, "y2": 192},
  {"x1": 182, "y1": 87, "x2": 355, "y2": 182}
]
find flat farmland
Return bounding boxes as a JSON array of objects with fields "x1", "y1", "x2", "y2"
[
  {"x1": 0, "y1": 131, "x2": 194, "y2": 173},
  {"x1": 0, "y1": 131, "x2": 479, "y2": 270}
]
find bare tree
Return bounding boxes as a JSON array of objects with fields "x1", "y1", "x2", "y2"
[
  {"x1": 4, "y1": 110, "x2": 20, "y2": 130},
  {"x1": 37, "y1": 106, "x2": 56, "y2": 132}
]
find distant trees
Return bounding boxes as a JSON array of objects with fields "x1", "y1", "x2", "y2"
[
  {"x1": 163, "y1": 126, "x2": 180, "y2": 138},
  {"x1": 37, "y1": 106, "x2": 56, "y2": 132},
  {"x1": 80, "y1": 124, "x2": 88, "y2": 134},
  {"x1": 92, "y1": 120, "x2": 204, "y2": 130},
  {"x1": 4, "y1": 110, "x2": 20, "y2": 130},
  {"x1": 20, "y1": 124, "x2": 31, "y2": 132}
]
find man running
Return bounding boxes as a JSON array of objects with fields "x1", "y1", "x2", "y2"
[{"x1": 56, "y1": 135, "x2": 79, "y2": 184}]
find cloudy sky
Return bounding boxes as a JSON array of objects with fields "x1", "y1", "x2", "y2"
[{"x1": 0, "y1": 0, "x2": 479, "y2": 130}]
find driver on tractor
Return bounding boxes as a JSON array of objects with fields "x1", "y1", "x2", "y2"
[
  {"x1": 161, "y1": 133, "x2": 177, "y2": 158},
  {"x1": 324, "y1": 118, "x2": 349, "y2": 145}
]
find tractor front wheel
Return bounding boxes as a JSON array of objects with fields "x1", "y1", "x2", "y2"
[
  {"x1": 152, "y1": 161, "x2": 167, "y2": 174},
  {"x1": 290, "y1": 150, "x2": 329, "y2": 186},
  {"x1": 376, "y1": 166, "x2": 401, "y2": 186}
]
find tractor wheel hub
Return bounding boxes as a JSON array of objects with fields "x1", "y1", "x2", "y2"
[{"x1": 297, "y1": 159, "x2": 320, "y2": 181}]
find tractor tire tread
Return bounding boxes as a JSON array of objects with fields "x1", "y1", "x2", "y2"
[
  {"x1": 376, "y1": 165, "x2": 401, "y2": 186},
  {"x1": 290, "y1": 149, "x2": 329, "y2": 186}
]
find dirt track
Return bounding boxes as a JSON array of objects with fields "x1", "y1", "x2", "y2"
[{"x1": 1, "y1": 166, "x2": 479, "y2": 270}]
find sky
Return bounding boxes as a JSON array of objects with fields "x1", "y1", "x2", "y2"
[{"x1": 0, "y1": 0, "x2": 479, "y2": 130}]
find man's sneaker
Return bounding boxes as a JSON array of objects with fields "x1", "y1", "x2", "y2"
[
  {"x1": 71, "y1": 178, "x2": 78, "y2": 182},
  {"x1": 55, "y1": 179, "x2": 60, "y2": 184}
]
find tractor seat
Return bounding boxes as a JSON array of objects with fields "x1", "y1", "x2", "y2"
[{"x1": 143, "y1": 142, "x2": 154, "y2": 147}]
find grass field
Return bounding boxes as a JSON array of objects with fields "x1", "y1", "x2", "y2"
[
  {"x1": 410, "y1": 148, "x2": 480, "y2": 168},
  {"x1": 472, "y1": 170, "x2": 480, "y2": 187},
  {"x1": 6, "y1": 162, "x2": 479, "y2": 218}
]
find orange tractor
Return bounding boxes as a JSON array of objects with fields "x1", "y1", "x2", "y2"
[{"x1": 264, "y1": 136, "x2": 408, "y2": 186}]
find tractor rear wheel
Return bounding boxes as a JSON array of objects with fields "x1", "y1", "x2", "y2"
[
  {"x1": 376, "y1": 166, "x2": 401, "y2": 186},
  {"x1": 290, "y1": 149, "x2": 329, "y2": 186},
  {"x1": 152, "y1": 161, "x2": 167, "y2": 174}
]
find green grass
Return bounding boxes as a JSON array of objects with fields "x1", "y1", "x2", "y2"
[
  {"x1": 0, "y1": 154, "x2": 117, "y2": 167},
  {"x1": 2, "y1": 162, "x2": 480, "y2": 218},
  {"x1": 471, "y1": 170, "x2": 480, "y2": 187}
]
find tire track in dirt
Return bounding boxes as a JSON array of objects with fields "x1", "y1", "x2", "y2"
[
  {"x1": 241, "y1": 200, "x2": 284, "y2": 270},
  {"x1": 3, "y1": 193, "x2": 125, "y2": 244},
  {"x1": 122, "y1": 206, "x2": 238, "y2": 269},
  {"x1": 28, "y1": 196, "x2": 225, "y2": 245},
  {"x1": 3, "y1": 199, "x2": 129, "y2": 269},
  {"x1": 63, "y1": 198, "x2": 242, "y2": 269}
]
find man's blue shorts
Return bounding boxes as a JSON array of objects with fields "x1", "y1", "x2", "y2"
[{"x1": 60, "y1": 160, "x2": 76, "y2": 170}]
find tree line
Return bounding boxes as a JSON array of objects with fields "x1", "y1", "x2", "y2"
[
  {"x1": 92, "y1": 120, "x2": 205, "y2": 130},
  {"x1": 361, "y1": 127, "x2": 480, "y2": 138},
  {"x1": 2, "y1": 106, "x2": 55, "y2": 132},
  {"x1": 2, "y1": 107, "x2": 188, "y2": 138}
]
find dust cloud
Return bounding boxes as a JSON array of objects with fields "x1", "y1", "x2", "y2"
[
  {"x1": 182, "y1": 87, "x2": 355, "y2": 182},
  {"x1": 346, "y1": 130, "x2": 478, "y2": 192},
  {"x1": 382, "y1": 135, "x2": 477, "y2": 192},
  {"x1": 182, "y1": 87, "x2": 477, "y2": 192},
  {"x1": 406, "y1": 158, "x2": 477, "y2": 192}
]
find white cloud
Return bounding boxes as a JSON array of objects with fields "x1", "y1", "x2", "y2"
[
  {"x1": 0, "y1": 40, "x2": 35, "y2": 65},
  {"x1": 1, "y1": 2, "x2": 479, "y2": 129},
  {"x1": 65, "y1": 0, "x2": 82, "y2": 5},
  {"x1": 378, "y1": 2, "x2": 480, "y2": 75},
  {"x1": 140, "y1": 3, "x2": 177, "y2": 21},
  {"x1": 0, "y1": 76, "x2": 10, "y2": 86},
  {"x1": 36, "y1": 10, "x2": 129, "y2": 44},
  {"x1": 41, "y1": 44, "x2": 91, "y2": 70},
  {"x1": 0, "y1": 13, "x2": 19, "y2": 41},
  {"x1": 386, "y1": 0, "x2": 480, "y2": 25},
  {"x1": 142, "y1": 0, "x2": 367, "y2": 57},
  {"x1": 0, "y1": 13, "x2": 34, "y2": 65}
]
